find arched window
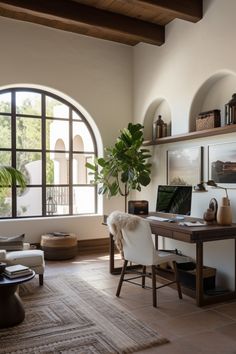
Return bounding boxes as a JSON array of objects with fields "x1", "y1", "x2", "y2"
[{"x1": 0, "y1": 88, "x2": 97, "y2": 218}]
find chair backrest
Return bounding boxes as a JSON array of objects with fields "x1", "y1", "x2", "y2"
[{"x1": 122, "y1": 218, "x2": 156, "y2": 265}]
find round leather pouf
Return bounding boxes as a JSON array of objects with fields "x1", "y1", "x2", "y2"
[{"x1": 40, "y1": 234, "x2": 77, "y2": 260}]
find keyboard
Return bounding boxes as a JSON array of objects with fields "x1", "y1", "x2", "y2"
[{"x1": 146, "y1": 216, "x2": 169, "y2": 222}]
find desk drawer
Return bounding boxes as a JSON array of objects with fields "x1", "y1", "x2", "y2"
[
  {"x1": 173, "y1": 231, "x2": 192, "y2": 242},
  {"x1": 155, "y1": 227, "x2": 173, "y2": 238}
]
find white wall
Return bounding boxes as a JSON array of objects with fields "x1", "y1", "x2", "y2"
[
  {"x1": 133, "y1": 0, "x2": 236, "y2": 288},
  {"x1": 0, "y1": 16, "x2": 132, "y2": 241},
  {"x1": 1, "y1": 0, "x2": 236, "y2": 288}
]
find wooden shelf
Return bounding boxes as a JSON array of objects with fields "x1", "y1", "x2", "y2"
[{"x1": 143, "y1": 124, "x2": 236, "y2": 146}]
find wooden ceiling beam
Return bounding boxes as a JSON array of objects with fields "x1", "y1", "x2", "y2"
[
  {"x1": 136, "y1": 0, "x2": 203, "y2": 23},
  {"x1": 0, "y1": 0, "x2": 165, "y2": 45}
]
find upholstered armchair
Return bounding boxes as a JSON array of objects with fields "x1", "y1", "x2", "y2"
[{"x1": 0, "y1": 238, "x2": 45, "y2": 286}]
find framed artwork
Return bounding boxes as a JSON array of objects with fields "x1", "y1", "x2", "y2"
[
  {"x1": 167, "y1": 146, "x2": 203, "y2": 186},
  {"x1": 208, "y1": 142, "x2": 236, "y2": 184}
]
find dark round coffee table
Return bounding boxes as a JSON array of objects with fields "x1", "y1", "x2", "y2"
[{"x1": 0, "y1": 271, "x2": 35, "y2": 328}]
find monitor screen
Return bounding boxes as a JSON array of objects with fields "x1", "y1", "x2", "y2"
[{"x1": 156, "y1": 185, "x2": 192, "y2": 215}]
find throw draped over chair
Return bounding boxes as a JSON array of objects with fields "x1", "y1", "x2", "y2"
[{"x1": 109, "y1": 212, "x2": 182, "y2": 307}]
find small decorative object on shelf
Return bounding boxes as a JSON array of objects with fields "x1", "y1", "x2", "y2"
[
  {"x1": 152, "y1": 115, "x2": 168, "y2": 139},
  {"x1": 162, "y1": 122, "x2": 168, "y2": 137},
  {"x1": 196, "y1": 110, "x2": 221, "y2": 131},
  {"x1": 225, "y1": 93, "x2": 236, "y2": 125},
  {"x1": 152, "y1": 115, "x2": 164, "y2": 140}
]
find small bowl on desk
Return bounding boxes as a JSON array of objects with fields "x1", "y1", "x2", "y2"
[{"x1": 0, "y1": 262, "x2": 7, "y2": 275}]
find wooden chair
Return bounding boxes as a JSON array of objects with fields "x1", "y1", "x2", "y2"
[{"x1": 114, "y1": 214, "x2": 182, "y2": 307}]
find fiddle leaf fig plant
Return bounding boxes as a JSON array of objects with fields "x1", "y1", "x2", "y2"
[{"x1": 86, "y1": 123, "x2": 152, "y2": 211}]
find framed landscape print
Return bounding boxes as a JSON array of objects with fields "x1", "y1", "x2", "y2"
[
  {"x1": 167, "y1": 146, "x2": 203, "y2": 186},
  {"x1": 208, "y1": 142, "x2": 236, "y2": 184}
]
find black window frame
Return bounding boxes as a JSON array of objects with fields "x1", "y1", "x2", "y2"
[{"x1": 0, "y1": 87, "x2": 98, "y2": 219}]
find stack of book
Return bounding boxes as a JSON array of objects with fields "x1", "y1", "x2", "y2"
[{"x1": 4, "y1": 264, "x2": 33, "y2": 279}]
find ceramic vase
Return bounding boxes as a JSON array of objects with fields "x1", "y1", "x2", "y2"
[{"x1": 216, "y1": 197, "x2": 232, "y2": 226}]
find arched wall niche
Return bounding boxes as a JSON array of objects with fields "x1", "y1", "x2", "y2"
[
  {"x1": 189, "y1": 70, "x2": 236, "y2": 132},
  {"x1": 143, "y1": 98, "x2": 171, "y2": 140}
]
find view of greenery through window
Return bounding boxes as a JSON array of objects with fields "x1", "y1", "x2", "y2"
[{"x1": 0, "y1": 88, "x2": 97, "y2": 218}]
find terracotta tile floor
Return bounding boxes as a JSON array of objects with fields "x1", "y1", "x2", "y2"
[{"x1": 45, "y1": 252, "x2": 236, "y2": 354}]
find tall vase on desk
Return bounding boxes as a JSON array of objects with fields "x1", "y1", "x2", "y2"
[{"x1": 217, "y1": 197, "x2": 232, "y2": 226}]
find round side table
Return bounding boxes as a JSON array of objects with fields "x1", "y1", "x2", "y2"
[
  {"x1": 40, "y1": 234, "x2": 77, "y2": 260},
  {"x1": 0, "y1": 271, "x2": 35, "y2": 328}
]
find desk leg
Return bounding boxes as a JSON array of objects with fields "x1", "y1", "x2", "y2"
[
  {"x1": 196, "y1": 240, "x2": 204, "y2": 306},
  {"x1": 109, "y1": 233, "x2": 115, "y2": 274}
]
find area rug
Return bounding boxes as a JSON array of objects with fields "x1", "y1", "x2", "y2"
[{"x1": 0, "y1": 275, "x2": 168, "y2": 353}]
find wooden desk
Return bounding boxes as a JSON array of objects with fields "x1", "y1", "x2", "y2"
[{"x1": 108, "y1": 214, "x2": 236, "y2": 307}]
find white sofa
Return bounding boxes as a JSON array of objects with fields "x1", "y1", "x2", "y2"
[{"x1": 0, "y1": 247, "x2": 45, "y2": 285}]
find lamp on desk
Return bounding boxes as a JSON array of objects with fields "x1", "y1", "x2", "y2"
[
  {"x1": 194, "y1": 180, "x2": 229, "y2": 198},
  {"x1": 194, "y1": 180, "x2": 236, "y2": 226}
]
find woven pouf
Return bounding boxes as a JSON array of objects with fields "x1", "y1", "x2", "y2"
[{"x1": 40, "y1": 234, "x2": 77, "y2": 260}]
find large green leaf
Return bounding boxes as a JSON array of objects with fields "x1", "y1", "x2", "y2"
[
  {"x1": 97, "y1": 158, "x2": 106, "y2": 167},
  {"x1": 139, "y1": 172, "x2": 151, "y2": 186},
  {"x1": 85, "y1": 162, "x2": 96, "y2": 171}
]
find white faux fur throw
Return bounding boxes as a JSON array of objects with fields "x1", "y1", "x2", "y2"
[{"x1": 107, "y1": 211, "x2": 141, "y2": 256}]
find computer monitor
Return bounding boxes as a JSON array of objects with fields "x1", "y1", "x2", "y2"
[{"x1": 156, "y1": 185, "x2": 192, "y2": 215}]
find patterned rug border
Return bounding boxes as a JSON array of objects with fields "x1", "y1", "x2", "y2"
[{"x1": 0, "y1": 274, "x2": 169, "y2": 354}]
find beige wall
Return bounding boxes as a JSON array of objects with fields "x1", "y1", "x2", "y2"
[
  {"x1": 0, "y1": 16, "x2": 132, "y2": 241},
  {"x1": 133, "y1": 0, "x2": 236, "y2": 288}
]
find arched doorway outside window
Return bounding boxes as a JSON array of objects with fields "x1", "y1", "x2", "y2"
[{"x1": 0, "y1": 87, "x2": 98, "y2": 218}]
